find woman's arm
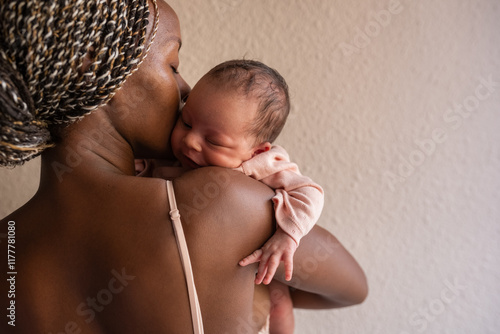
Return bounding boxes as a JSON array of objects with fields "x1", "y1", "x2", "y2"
[
  {"x1": 173, "y1": 167, "x2": 366, "y2": 328},
  {"x1": 275, "y1": 225, "x2": 368, "y2": 308}
]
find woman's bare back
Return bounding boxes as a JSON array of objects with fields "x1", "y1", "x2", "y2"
[{"x1": 0, "y1": 167, "x2": 275, "y2": 333}]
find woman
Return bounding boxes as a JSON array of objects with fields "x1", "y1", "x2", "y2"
[{"x1": 0, "y1": 1, "x2": 367, "y2": 333}]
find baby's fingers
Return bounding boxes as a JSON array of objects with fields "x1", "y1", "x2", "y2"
[
  {"x1": 284, "y1": 251, "x2": 294, "y2": 281},
  {"x1": 239, "y1": 249, "x2": 263, "y2": 267},
  {"x1": 254, "y1": 264, "x2": 268, "y2": 285},
  {"x1": 262, "y1": 255, "x2": 281, "y2": 285},
  {"x1": 254, "y1": 249, "x2": 273, "y2": 284}
]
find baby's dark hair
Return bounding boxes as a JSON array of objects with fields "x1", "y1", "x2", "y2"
[{"x1": 205, "y1": 59, "x2": 290, "y2": 144}]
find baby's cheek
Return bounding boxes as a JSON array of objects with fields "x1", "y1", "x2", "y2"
[
  {"x1": 203, "y1": 152, "x2": 225, "y2": 168},
  {"x1": 218, "y1": 155, "x2": 243, "y2": 169}
]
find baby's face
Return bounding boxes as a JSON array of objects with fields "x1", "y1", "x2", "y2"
[{"x1": 171, "y1": 77, "x2": 260, "y2": 169}]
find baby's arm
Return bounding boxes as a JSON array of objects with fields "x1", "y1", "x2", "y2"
[{"x1": 237, "y1": 145, "x2": 324, "y2": 284}]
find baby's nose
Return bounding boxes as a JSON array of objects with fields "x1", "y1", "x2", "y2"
[{"x1": 184, "y1": 133, "x2": 202, "y2": 152}]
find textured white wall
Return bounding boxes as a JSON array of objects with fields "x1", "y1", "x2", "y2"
[{"x1": 1, "y1": 0, "x2": 499, "y2": 333}]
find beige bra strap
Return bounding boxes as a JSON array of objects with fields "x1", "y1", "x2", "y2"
[{"x1": 166, "y1": 180, "x2": 204, "y2": 334}]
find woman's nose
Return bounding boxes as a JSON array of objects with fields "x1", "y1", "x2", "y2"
[{"x1": 184, "y1": 132, "x2": 201, "y2": 152}]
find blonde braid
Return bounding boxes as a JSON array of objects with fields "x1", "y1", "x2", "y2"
[{"x1": 0, "y1": 0, "x2": 159, "y2": 166}]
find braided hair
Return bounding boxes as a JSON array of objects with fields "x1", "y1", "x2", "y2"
[{"x1": 0, "y1": 0, "x2": 159, "y2": 166}]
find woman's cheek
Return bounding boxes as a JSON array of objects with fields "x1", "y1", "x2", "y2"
[{"x1": 170, "y1": 125, "x2": 182, "y2": 153}]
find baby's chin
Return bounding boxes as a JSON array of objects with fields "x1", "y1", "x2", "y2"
[
  {"x1": 180, "y1": 159, "x2": 240, "y2": 170},
  {"x1": 178, "y1": 155, "x2": 203, "y2": 170},
  {"x1": 174, "y1": 152, "x2": 241, "y2": 170}
]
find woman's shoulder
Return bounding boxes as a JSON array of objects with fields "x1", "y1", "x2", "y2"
[
  {"x1": 121, "y1": 167, "x2": 276, "y2": 254},
  {"x1": 173, "y1": 167, "x2": 276, "y2": 227},
  {"x1": 173, "y1": 167, "x2": 275, "y2": 259},
  {"x1": 174, "y1": 167, "x2": 275, "y2": 202}
]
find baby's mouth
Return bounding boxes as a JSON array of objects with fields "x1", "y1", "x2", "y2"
[{"x1": 182, "y1": 154, "x2": 201, "y2": 169}]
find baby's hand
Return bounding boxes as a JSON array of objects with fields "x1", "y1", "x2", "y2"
[{"x1": 239, "y1": 227, "x2": 298, "y2": 285}]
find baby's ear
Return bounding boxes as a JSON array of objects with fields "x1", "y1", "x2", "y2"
[{"x1": 252, "y1": 142, "x2": 272, "y2": 157}]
